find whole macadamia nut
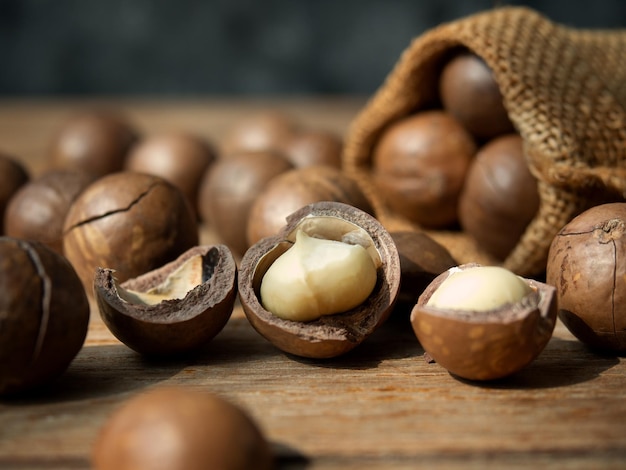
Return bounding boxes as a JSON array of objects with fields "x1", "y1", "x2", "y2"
[
  {"x1": 49, "y1": 109, "x2": 138, "y2": 177},
  {"x1": 0, "y1": 153, "x2": 29, "y2": 234},
  {"x1": 459, "y1": 134, "x2": 539, "y2": 260},
  {"x1": 63, "y1": 172, "x2": 198, "y2": 293},
  {"x1": 221, "y1": 110, "x2": 298, "y2": 156},
  {"x1": 125, "y1": 132, "x2": 216, "y2": 214},
  {"x1": 92, "y1": 386, "x2": 273, "y2": 470},
  {"x1": 0, "y1": 237, "x2": 90, "y2": 396},
  {"x1": 4, "y1": 169, "x2": 96, "y2": 254},
  {"x1": 198, "y1": 150, "x2": 293, "y2": 256},
  {"x1": 279, "y1": 129, "x2": 343, "y2": 168},
  {"x1": 246, "y1": 166, "x2": 374, "y2": 246},
  {"x1": 439, "y1": 50, "x2": 515, "y2": 140},
  {"x1": 372, "y1": 111, "x2": 476, "y2": 229},
  {"x1": 547, "y1": 203, "x2": 626, "y2": 352}
]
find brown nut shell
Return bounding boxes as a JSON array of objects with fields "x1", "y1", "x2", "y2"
[
  {"x1": 390, "y1": 230, "x2": 457, "y2": 315},
  {"x1": 95, "y1": 244, "x2": 237, "y2": 356},
  {"x1": 372, "y1": 110, "x2": 476, "y2": 228},
  {"x1": 198, "y1": 150, "x2": 293, "y2": 256},
  {"x1": 0, "y1": 154, "x2": 29, "y2": 234},
  {"x1": 221, "y1": 110, "x2": 298, "y2": 155},
  {"x1": 0, "y1": 237, "x2": 89, "y2": 396},
  {"x1": 92, "y1": 386, "x2": 273, "y2": 470},
  {"x1": 239, "y1": 201, "x2": 400, "y2": 359},
  {"x1": 411, "y1": 263, "x2": 557, "y2": 381},
  {"x1": 458, "y1": 134, "x2": 539, "y2": 260},
  {"x1": 246, "y1": 166, "x2": 374, "y2": 247},
  {"x1": 439, "y1": 50, "x2": 515, "y2": 140},
  {"x1": 4, "y1": 169, "x2": 96, "y2": 254},
  {"x1": 63, "y1": 172, "x2": 199, "y2": 292},
  {"x1": 125, "y1": 132, "x2": 216, "y2": 214},
  {"x1": 279, "y1": 129, "x2": 343, "y2": 169},
  {"x1": 49, "y1": 109, "x2": 138, "y2": 178},
  {"x1": 546, "y1": 203, "x2": 626, "y2": 352}
]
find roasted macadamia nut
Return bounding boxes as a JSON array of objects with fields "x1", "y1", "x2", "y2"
[
  {"x1": 411, "y1": 263, "x2": 557, "y2": 381},
  {"x1": 63, "y1": 172, "x2": 198, "y2": 293},
  {"x1": 372, "y1": 111, "x2": 476, "y2": 228},
  {"x1": 279, "y1": 128, "x2": 343, "y2": 169},
  {"x1": 547, "y1": 203, "x2": 626, "y2": 352},
  {"x1": 439, "y1": 50, "x2": 515, "y2": 140},
  {"x1": 92, "y1": 387, "x2": 273, "y2": 470},
  {"x1": 239, "y1": 201, "x2": 400, "y2": 359},
  {"x1": 49, "y1": 109, "x2": 138, "y2": 177},
  {"x1": 125, "y1": 132, "x2": 216, "y2": 214},
  {"x1": 198, "y1": 150, "x2": 293, "y2": 256},
  {"x1": 0, "y1": 237, "x2": 89, "y2": 396},
  {"x1": 0, "y1": 153, "x2": 29, "y2": 235},
  {"x1": 221, "y1": 110, "x2": 298, "y2": 156},
  {"x1": 95, "y1": 245, "x2": 237, "y2": 356},
  {"x1": 247, "y1": 166, "x2": 374, "y2": 247},
  {"x1": 4, "y1": 169, "x2": 96, "y2": 254},
  {"x1": 459, "y1": 134, "x2": 539, "y2": 260}
]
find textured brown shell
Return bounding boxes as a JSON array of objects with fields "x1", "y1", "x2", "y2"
[
  {"x1": 95, "y1": 245, "x2": 237, "y2": 356},
  {"x1": 0, "y1": 237, "x2": 89, "y2": 396},
  {"x1": 546, "y1": 203, "x2": 626, "y2": 352},
  {"x1": 63, "y1": 172, "x2": 199, "y2": 292},
  {"x1": 343, "y1": 7, "x2": 626, "y2": 276},
  {"x1": 238, "y1": 201, "x2": 401, "y2": 359},
  {"x1": 410, "y1": 263, "x2": 557, "y2": 381}
]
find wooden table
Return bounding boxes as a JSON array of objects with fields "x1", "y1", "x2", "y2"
[{"x1": 1, "y1": 98, "x2": 625, "y2": 469}]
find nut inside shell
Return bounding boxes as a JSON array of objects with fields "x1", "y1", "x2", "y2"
[
  {"x1": 238, "y1": 201, "x2": 400, "y2": 359},
  {"x1": 95, "y1": 244, "x2": 237, "y2": 356},
  {"x1": 410, "y1": 263, "x2": 557, "y2": 381}
]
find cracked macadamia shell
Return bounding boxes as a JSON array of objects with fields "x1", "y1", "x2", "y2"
[
  {"x1": 62, "y1": 172, "x2": 198, "y2": 293},
  {"x1": 0, "y1": 237, "x2": 89, "y2": 396},
  {"x1": 546, "y1": 203, "x2": 626, "y2": 352},
  {"x1": 95, "y1": 245, "x2": 237, "y2": 356},
  {"x1": 239, "y1": 201, "x2": 400, "y2": 359},
  {"x1": 411, "y1": 263, "x2": 557, "y2": 381},
  {"x1": 92, "y1": 386, "x2": 273, "y2": 470}
]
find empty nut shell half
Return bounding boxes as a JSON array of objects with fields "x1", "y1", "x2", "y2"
[
  {"x1": 95, "y1": 245, "x2": 237, "y2": 356},
  {"x1": 238, "y1": 201, "x2": 401, "y2": 359},
  {"x1": 410, "y1": 263, "x2": 557, "y2": 381}
]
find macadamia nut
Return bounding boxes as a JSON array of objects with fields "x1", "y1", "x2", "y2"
[
  {"x1": 260, "y1": 230, "x2": 378, "y2": 322},
  {"x1": 426, "y1": 266, "x2": 532, "y2": 311}
]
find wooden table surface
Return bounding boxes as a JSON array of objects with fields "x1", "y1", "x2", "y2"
[{"x1": 1, "y1": 98, "x2": 626, "y2": 470}]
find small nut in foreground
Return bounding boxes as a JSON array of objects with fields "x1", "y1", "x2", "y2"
[
  {"x1": 92, "y1": 386, "x2": 273, "y2": 470},
  {"x1": 260, "y1": 229, "x2": 379, "y2": 322},
  {"x1": 411, "y1": 263, "x2": 557, "y2": 381}
]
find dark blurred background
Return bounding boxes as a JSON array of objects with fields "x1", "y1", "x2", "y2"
[{"x1": 1, "y1": 0, "x2": 625, "y2": 96}]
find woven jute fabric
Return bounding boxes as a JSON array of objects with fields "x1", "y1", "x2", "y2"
[{"x1": 343, "y1": 6, "x2": 626, "y2": 276}]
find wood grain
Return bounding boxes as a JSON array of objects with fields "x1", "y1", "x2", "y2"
[{"x1": 1, "y1": 98, "x2": 626, "y2": 469}]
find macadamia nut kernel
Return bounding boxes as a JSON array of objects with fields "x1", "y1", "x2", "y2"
[
  {"x1": 426, "y1": 266, "x2": 532, "y2": 311},
  {"x1": 260, "y1": 229, "x2": 378, "y2": 322}
]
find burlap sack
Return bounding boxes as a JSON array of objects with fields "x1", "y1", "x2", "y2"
[{"x1": 343, "y1": 6, "x2": 626, "y2": 276}]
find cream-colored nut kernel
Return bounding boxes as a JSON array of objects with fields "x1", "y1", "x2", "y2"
[
  {"x1": 117, "y1": 255, "x2": 204, "y2": 305},
  {"x1": 260, "y1": 229, "x2": 377, "y2": 322},
  {"x1": 426, "y1": 266, "x2": 532, "y2": 311}
]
